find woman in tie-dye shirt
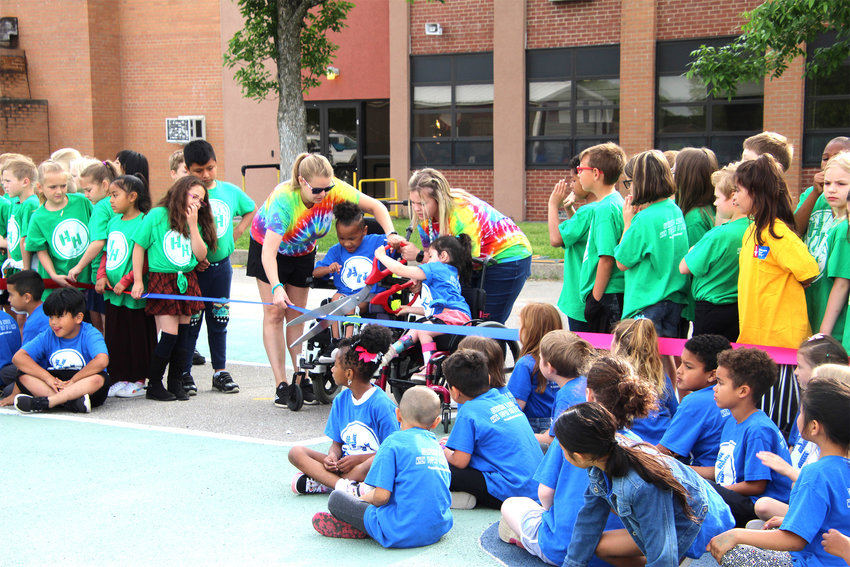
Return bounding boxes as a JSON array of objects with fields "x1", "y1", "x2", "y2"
[
  {"x1": 247, "y1": 153, "x2": 403, "y2": 409},
  {"x1": 401, "y1": 168, "x2": 532, "y2": 324}
]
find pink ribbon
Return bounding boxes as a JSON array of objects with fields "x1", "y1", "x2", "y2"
[{"x1": 355, "y1": 345, "x2": 380, "y2": 363}]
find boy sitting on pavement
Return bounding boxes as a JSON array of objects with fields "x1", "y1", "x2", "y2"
[
  {"x1": 13, "y1": 287, "x2": 109, "y2": 413},
  {"x1": 312, "y1": 386, "x2": 453, "y2": 547},
  {"x1": 0, "y1": 270, "x2": 47, "y2": 404}
]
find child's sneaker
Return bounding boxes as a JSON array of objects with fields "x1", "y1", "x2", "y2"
[
  {"x1": 312, "y1": 512, "x2": 368, "y2": 539},
  {"x1": 212, "y1": 371, "x2": 239, "y2": 393},
  {"x1": 334, "y1": 478, "x2": 364, "y2": 498},
  {"x1": 498, "y1": 519, "x2": 523, "y2": 547},
  {"x1": 301, "y1": 377, "x2": 318, "y2": 405},
  {"x1": 14, "y1": 394, "x2": 49, "y2": 413},
  {"x1": 274, "y1": 381, "x2": 290, "y2": 408},
  {"x1": 116, "y1": 381, "x2": 146, "y2": 398},
  {"x1": 450, "y1": 491, "x2": 477, "y2": 510},
  {"x1": 182, "y1": 373, "x2": 198, "y2": 396},
  {"x1": 108, "y1": 381, "x2": 128, "y2": 397},
  {"x1": 192, "y1": 349, "x2": 206, "y2": 365},
  {"x1": 64, "y1": 394, "x2": 91, "y2": 414},
  {"x1": 291, "y1": 473, "x2": 332, "y2": 495}
]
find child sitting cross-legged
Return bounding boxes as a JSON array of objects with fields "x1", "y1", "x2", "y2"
[
  {"x1": 312, "y1": 386, "x2": 453, "y2": 547},
  {"x1": 13, "y1": 287, "x2": 109, "y2": 413},
  {"x1": 442, "y1": 349, "x2": 543, "y2": 509},
  {"x1": 288, "y1": 325, "x2": 398, "y2": 494}
]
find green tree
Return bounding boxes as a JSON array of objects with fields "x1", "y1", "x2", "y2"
[
  {"x1": 224, "y1": 0, "x2": 354, "y2": 177},
  {"x1": 687, "y1": 0, "x2": 850, "y2": 97}
]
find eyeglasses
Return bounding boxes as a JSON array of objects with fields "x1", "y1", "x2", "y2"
[
  {"x1": 303, "y1": 179, "x2": 335, "y2": 195},
  {"x1": 575, "y1": 166, "x2": 596, "y2": 173},
  {"x1": 623, "y1": 179, "x2": 632, "y2": 190}
]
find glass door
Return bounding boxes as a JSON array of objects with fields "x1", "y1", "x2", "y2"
[{"x1": 305, "y1": 102, "x2": 359, "y2": 185}]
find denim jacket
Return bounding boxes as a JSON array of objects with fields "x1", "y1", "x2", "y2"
[{"x1": 563, "y1": 454, "x2": 731, "y2": 567}]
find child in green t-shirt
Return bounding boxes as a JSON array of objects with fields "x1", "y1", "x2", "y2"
[
  {"x1": 680, "y1": 162, "x2": 750, "y2": 343},
  {"x1": 816, "y1": 153, "x2": 850, "y2": 348},
  {"x1": 614, "y1": 150, "x2": 688, "y2": 337},
  {"x1": 26, "y1": 161, "x2": 92, "y2": 300},
  {"x1": 1, "y1": 157, "x2": 40, "y2": 276}
]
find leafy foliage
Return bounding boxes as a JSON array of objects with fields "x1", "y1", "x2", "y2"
[{"x1": 687, "y1": 0, "x2": 850, "y2": 97}]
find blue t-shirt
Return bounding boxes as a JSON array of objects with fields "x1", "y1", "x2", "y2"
[
  {"x1": 659, "y1": 386, "x2": 731, "y2": 467},
  {"x1": 787, "y1": 411, "x2": 820, "y2": 470},
  {"x1": 0, "y1": 310, "x2": 21, "y2": 367},
  {"x1": 782, "y1": 455, "x2": 850, "y2": 567},
  {"x1": 446, "y1": 388, "x2": 543, "y2": 501},
  {"x1": 363, "y1": 427, "x2": 453, "y2": 548},
  {"x1": 548, "y1": 376, "x2": 587, "y2": 436},
  {"x1": 323, "y1": 385, "x2": 399, "y2": 456},
  {"x1": 315, "y1": 233, "x2": 386, "y2": 296},
  {"x1": 714, "y1": 410, "x2": 793, "y2": 504},
  {"x1": 21, "y1": 322, "x2": 107, "y2": 370},
  {"x1": 631, "y1": 375, "x2": 678, "y2": 445},
  {"x1": 22, "y1": 305, "x2": 49, "y2": 345},
  {"x1": 419, "y1": 262, "x2": 470, "y2": 317},
  {"x1": 507, "y1": 354, "x2": 559, "y2": 421},
  {"x1": 494, "y1": 385, "x2": 518, "y2": 408}
]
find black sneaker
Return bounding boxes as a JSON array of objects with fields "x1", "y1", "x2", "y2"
[
  {"x1": 301, "y1": 378, "x2": 318, "y2": 405},
  {"x1": 182, "y1": 373, "x2": 198, "y2": 396},
  {"x1": 212, "y1": 371, "x2": 239, "y2": 393},
  {"x1": 274, "y1": 382, "x2": 290, "y2": 408},
  {"x1": 64, "y1": 394, "x2": 92, "y2": 413},
  {"x1": 192, "y1": 349, "x2": 206, "y2": 365},
  {"x1": 14, "y1": 394, "x2": 49, "y2": 413}
]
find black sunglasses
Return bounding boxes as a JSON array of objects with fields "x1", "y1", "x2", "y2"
[{"x1": 304, "y1": 179, "x2": 335, "y2": 195}]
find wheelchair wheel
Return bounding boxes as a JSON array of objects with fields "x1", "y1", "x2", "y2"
[
  {"x1": 475, "y1": 321, "x2": 520, "y2": 373},
  {"x1": 442, "y1": 405, "x2": 452, "y2": 433},
  {"x1": 312, "y1": 370, "x2": 339, "y2": 404}
]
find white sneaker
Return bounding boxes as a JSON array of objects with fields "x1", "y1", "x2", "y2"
[
  {"x1": 116, "y1": 381, "x2": 146, "y2": 398},
  {"x1": 450, "y1": 491, "x2": 477, "y2": 509},
  {"x1": 334, "y1": 478, "x2": 370, "y2": 498},
  {"x1": 107, "y1": 381, "x2": 129, "y2": 397}
]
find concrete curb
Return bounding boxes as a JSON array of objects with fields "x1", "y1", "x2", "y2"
[{"x1": 230, "y1": 249, "x2": 564, "y2": 280}]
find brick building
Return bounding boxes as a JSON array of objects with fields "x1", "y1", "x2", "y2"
[{"x1": 1, "y1": 0, "x2": 846, "y2": 219}]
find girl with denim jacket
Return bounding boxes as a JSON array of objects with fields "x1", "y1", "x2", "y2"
[{"x1": 556, "y1": 402, "x2": 734, "y2": 567}]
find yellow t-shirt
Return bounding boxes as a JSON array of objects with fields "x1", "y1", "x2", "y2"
[{"x1": 737, "y1": 221, "x2": 819, "y2": 348}]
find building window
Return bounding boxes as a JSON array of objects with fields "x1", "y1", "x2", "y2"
[
  {"x1": 411, "y1": 53, "x2": 493, "y2": 168},
  {"x1": 803, "y1": 33, "x2": 850, "y2": 166},
  {"x1": 656, "y1": 38, "x2": 764, "y2": 166},
  {"x1": 526, "y1": 45, "x2": 620, "y2": 168}
]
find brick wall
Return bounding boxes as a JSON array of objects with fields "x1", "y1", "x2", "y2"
[
  {"x1": 525, "y1": 169, "x2": 564, "y2": 221},
  {"x1": 0, "y1": 99, "x2": 50, "y2": 161},
  {"x1": 0, "y1": 51, "x2": 30, "y2": 98},
  {"x1": 410, "y1": 0, "x2": 494, "y2": 55},
  {"x1": 527, "y1": 0, "x2": 621, "y2": 49},
  {"x1": 88, "y1": 0, "x2": 123, "y2": 161},
  {"x1": 656, "y1": 0, "x2": 760, "y2": 40},
  {"x1": 441, "y1": 169, "x2": 495, "y2": 209}
]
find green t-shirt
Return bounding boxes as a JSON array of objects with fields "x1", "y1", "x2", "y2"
[
  {"x1": 133, "y1": 207, "x2": 203, "y2": 273},
  {"x1": 0, "y1": 197, "x2": 11, "y2": 263},
  {"x1": 557, "y1": 202, "x2": 596, "y2": 322},
  {"x1": 26, "y1": 193, "x2": 93, "y2": 298},
  {"x1": 207, "y1": 180, "x2": 256, "y2": 263},
  {"x1": 8, "y1": 194, "x2": 40, "y2": 263},
  {"x1": 683, "y1": 217, "x2": 750, "y2": 304},
  {"x1": 103, "y1": 213, "x2": 146, "y2": 309},
  {"x1": 614, "y1": 199, "x2": 689, "y2": 319},
  {"x1": 683, "y1": 206, "x2": 714, "y2": 247},
  {"x1": 579, "y1": 191, "x2": 625, "y2": 302},
  {"x1": 808, "y1": 218, "x2": 850, "y2": 341},
  {"x1": 797, "y1": 186, "x2": 833, "y2": 251},
  {"x1": 803, "y1": 204, "x2": 842, "y2": 333},
  {"x1": 88, "y1": 197, "x2": 116, "y2": 274},
  {"x1": 827, "y1": 221, "x2": 850, "y2": 350}
]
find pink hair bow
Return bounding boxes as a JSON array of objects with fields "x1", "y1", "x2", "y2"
[{"x1": 355, "y1": 345, "x2": 379, "y2": 363}]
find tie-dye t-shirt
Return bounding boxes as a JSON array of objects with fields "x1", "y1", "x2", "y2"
[
  {"x1": 250, "y1": 178, "x2": 360, "y2": 257},
  {"x1": 417, "y1": 194, "x2": 531, "y2": 264}
]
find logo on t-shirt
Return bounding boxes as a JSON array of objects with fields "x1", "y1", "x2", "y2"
[
  {"x1": 210, "y1": 198, "x2": 231, "y2": 239},
  {"x1": 339, "y1": 420, "x2": 381, "y2": 455},
  {"x1": 49, "y1": 348, "x2": 86, "y2": 370},
  {"x1": 105, "y1": 231, "x2": 129, "y2": 271},
  {"x1": 162, "y1": 230, "x2": 192, "y2": 267},
  {"x1": 715, "y1": 440, "x2": 737, "y2": 485},
  {"x1": 419, "y1": 283, "x2": 434, "y2": 317},
  {"x1": 51, "y1": 219, "x2": 90, "y2": 260},
  {"x1": 753, "y1": 245, "x2": 770, "y2": 260},
  {"x1": 7, "y1": 217, "x2": 19, "y2": 251},
  {"x1": 340, "y1": 257, "x2": 372, "y2": 291}
]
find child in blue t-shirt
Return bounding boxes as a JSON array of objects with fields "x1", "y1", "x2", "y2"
[
  {"x1": 658, "y1": 334, "x2": 732, "y2": 471},
  {"x1": 0, "y1": 270, "x2": 46, "y2": 402},
  {"x1": 288, "y1": 325, "x2": 398, "y2": 494},
  {"x1": 313, "y1": 386, "x2": 453, "y2": 547},
  {"x1": 457, "y1": 335, "x2": 518, "y2": 407},
  {"x1": 313, "y1": 202, "x2": 386, "y2": 337},
  {"x1": 508, "y1": 303, "x2": 564, "y2": 433},
  {"x1": 442, "y1": 349, "x2": 543, "y2": 509},
  {"x1": 13, "y1": 288, "x2": 109, "y2": 413},
  {"x1": 707, "y1": 374, "x2": 850, "y2": 567},
  {"x1": 711, "y1": 348, "x2": 793, "y2": 527},
  {"x1": 377, "y1": 234, "x2": 472, "y2": 372}
]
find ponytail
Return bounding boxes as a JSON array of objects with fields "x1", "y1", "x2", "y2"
[
  {"x1": 289, "y1": 152, "x2": 333, "y2": 191},
  {"x1": 80, "y1": 159, "x2": 121, "y2": 186},
  {"x1": 586, "y1": 356, "x2": 657, "y2": 429}
]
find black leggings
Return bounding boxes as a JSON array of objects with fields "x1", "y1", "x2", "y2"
[
  {"x1": 449, "y1": 464, "x2": 503, "y2": 509},
  {"x1": 709, "y1": 481, "x2": 756, "y2": 528}
]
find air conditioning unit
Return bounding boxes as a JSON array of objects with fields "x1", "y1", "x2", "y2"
[{"x1": 165, "y1": 115, "x2": 206, "y2": 144}]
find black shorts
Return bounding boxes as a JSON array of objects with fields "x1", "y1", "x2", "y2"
[{"x1": 246, "y1": 237, "x2": 315, "y2": 288}]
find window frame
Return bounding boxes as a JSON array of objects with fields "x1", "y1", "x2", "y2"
[{"x1": 802, "y1": 33, "x2": 850, "y2": 167}]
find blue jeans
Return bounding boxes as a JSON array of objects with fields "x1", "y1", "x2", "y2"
[
  {"x1": 184, "y1": 258, "x2": 232, "y2": 372},
  {"x1": 639, "y1": 300, "x2": 683, "y2": 338},
  {"x1": 472, "y1": 256, "x2": 532, "y2": 324}
]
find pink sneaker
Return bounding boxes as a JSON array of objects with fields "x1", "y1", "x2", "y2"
[{"x1": 312, "y1": 512, "x2": 368, "y2": 539}]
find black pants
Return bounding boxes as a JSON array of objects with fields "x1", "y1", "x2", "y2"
[
  {"x1": 693, "y1": 301, "x2": 739, "y2": 343},
  {"x1": 709, "y1": 481, "x2": 755, "y2": 528},
  {"x1": 449, "y1": 464, "x2": 503, "y2": 509},
  {"x1": 584, "y1": 293, "x2": 624, "y2": 334}
]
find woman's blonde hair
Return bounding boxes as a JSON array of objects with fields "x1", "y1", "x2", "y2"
[
  {"x1": 408, "y1": 168, "x2": 473, "y2": 234},
  {"x1": 288, "y1": 153, "x2": 333, "y2": 190},
  {"x1": 611, "y1": 318, "x2": 666, "y2": 396}
]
